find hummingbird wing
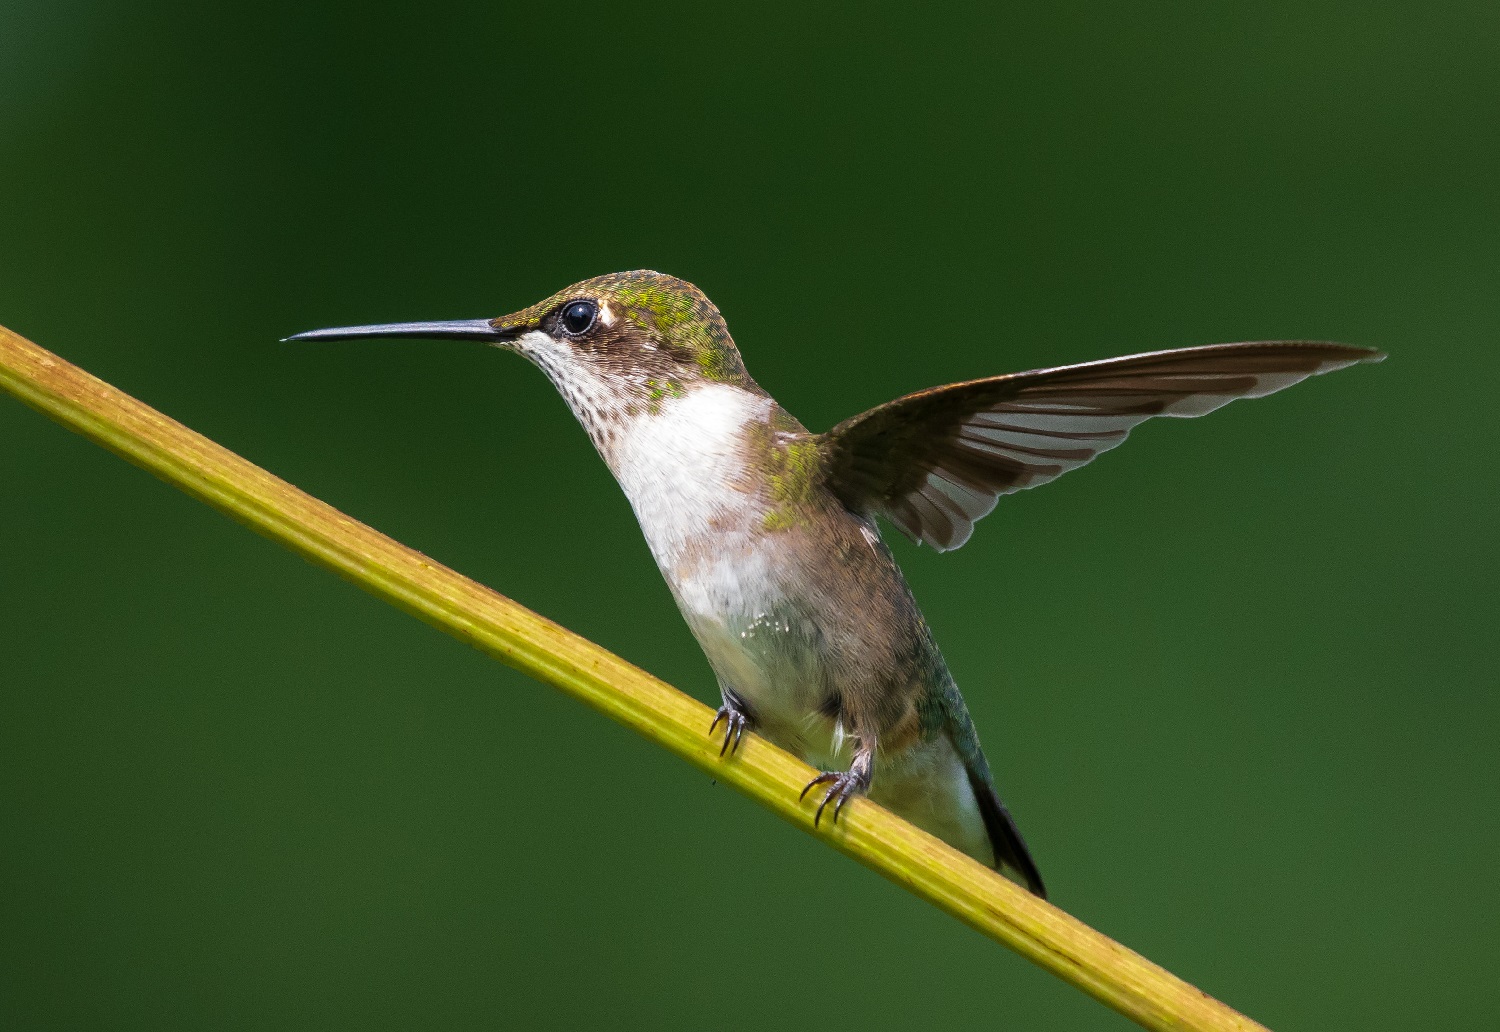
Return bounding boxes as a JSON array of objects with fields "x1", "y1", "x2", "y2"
[{"x1": 820, "y1": 341, "x2": 1383, "y2": 551}]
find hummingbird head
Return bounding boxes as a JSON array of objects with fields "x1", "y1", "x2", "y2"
[
  {"x1": 490, "y1": 270, "x2": 751, "y2": 389},
  {"x1": 286, "y1": 271, "x2": 758, "y2": 431}
]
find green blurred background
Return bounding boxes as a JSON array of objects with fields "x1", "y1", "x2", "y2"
[{"x1": 2, "y1": 1, "x2": 1496, "y2": 1029}]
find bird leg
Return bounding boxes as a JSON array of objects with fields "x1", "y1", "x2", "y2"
[
  {"x1": 709, "y1": 686, "x2": 754, "y2": 757},
  {"x1": 800, "y1": 740, "x2": 875, "y2": 827}
]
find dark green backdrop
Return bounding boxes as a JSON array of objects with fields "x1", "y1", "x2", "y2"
[{"x1": 2, "y1": 2, "x2": 1495, "y2": 1029}]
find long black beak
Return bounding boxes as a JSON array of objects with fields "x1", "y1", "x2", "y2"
[{"x1": 281, "y1": 319, "x2": 516, "y2": 343}]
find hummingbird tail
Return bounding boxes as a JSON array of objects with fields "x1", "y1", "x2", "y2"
[{"x1": 966, "y1": 766, "x2": 1047, "y2": 899}]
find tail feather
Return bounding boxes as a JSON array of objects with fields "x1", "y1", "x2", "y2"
[{"x1": 965, "y1": 765, "x2": 1046, "y2": 899}]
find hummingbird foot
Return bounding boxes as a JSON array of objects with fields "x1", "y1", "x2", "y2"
[
  {"x1": 799, "y1": 758, "x2": 873, "y2": 828},
  {"x1": 709, "y1": 705, "x2": 751, "y2": 757}
]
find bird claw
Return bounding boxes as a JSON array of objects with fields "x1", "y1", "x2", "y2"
[
  {"x1": 709, "y1": 705, "x2": 750, "y2": 757},
  {"x1": 799, "y1": 769, "x2": 868, "y2": 827}
]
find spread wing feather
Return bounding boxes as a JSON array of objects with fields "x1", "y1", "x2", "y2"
[{"x1": 819, "y1": 341, "x2": 1383, "y2": 551}]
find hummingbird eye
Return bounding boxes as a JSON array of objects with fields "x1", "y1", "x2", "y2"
[{"x1": 560, "y1": 299, "x2": 598, "y2": 336}]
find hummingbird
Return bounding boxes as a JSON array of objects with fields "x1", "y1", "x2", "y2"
[{"x1": 288, "y1": 270, "x2": 1383, "y2": 897}]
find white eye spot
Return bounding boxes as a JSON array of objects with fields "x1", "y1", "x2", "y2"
[{"x1": 598, "y1": 303, "x2": 617, "y2": 327}]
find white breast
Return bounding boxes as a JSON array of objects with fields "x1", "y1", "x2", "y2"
[
  {"x1": 539, "y1": 367, "x2": 815, "y2": 729},
  {"x1": 606, "y1": 383, "x2": 772, "y2": 572}
]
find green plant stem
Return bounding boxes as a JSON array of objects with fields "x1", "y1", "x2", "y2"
[{"x1": 0, "y1": 323, "x2": 1269, "y2": 1032}]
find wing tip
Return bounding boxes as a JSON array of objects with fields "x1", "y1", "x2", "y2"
[{"x1": 1302, "y1": 341, "x2": 1385, "y2": 366}]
